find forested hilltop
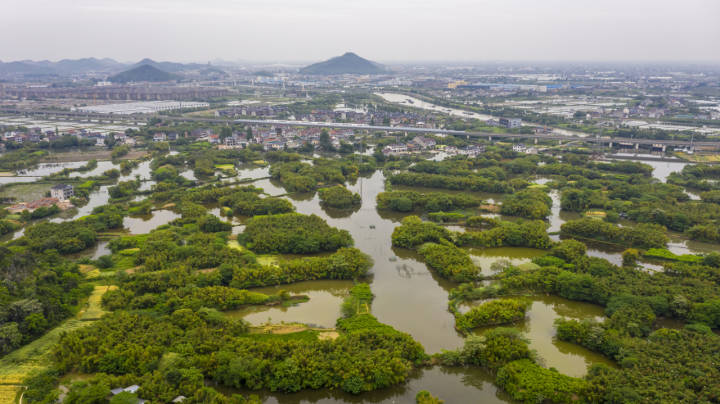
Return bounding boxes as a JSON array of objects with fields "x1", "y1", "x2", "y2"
[{"x1": 0, "y1": 134, "x2": 718, "y2": 404}]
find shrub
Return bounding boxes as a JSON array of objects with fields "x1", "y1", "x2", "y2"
[
  {"x1": 418, "y1": 242, "x2": 478, "y2": 282},
  {"x1": 318, "y1": 185, "x2": 361, "y2": 209},
  {"x1": 455, "y1": 298, "x2": 531, "y2": 332},
  {"x1": 244, "y1": 213, "x2": 352, "y2": 254},
  {"x1": 496, "y1": 359, "x2": 588, "y2": 404}
]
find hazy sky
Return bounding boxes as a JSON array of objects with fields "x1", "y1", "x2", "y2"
[{"x1": 2, "y1": 0, "x2": 719, "y2": 63}]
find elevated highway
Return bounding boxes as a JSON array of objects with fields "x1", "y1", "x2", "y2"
[{"x1": 1, "y1": 108, "x2": 718, "y2": 149}]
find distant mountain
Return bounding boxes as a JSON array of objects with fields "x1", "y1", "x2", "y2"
[
  {"x1": 109, "y1": 64, "x2": 178, "y2": 83},
  {"x1": 0, "y1": 61, "x2": 56, "y2": 76},
  {"x1": 300, "y1": 52, "x2": 385, "y2": 75},
  {"x1": 0, "y1": 58, "x2": 126, "y2": 78},
  {"x1": 131, "y1": 58, "x2": 206, "y2": 73},
  {"x1": 51, "y1": 58, "x2": 125, "y2": 73},
  {"x1": 0, "y1": 58, "x2": 222, "y2": 78}
]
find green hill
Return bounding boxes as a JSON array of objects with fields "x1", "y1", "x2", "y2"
[
  {"x1": 109, "y1": 64, "x2": 177, "y2": 83},
  {"x1": 300, "y1": 52, "x2": 385, "y2": 75}
]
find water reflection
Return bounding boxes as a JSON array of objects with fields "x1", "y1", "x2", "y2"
[
  {"x1": 287, "y1": 171, "x2": 466, "y2": 353},
  {"x1": 225, "y1": 366, "x2": 510, "y2": 404},
  {"x1": 226, "y1": 280, "x2": 353, "y2": 328},
  {"x1": 69, "y1": 160, "x2": 118, "y2": 178},
  {"x1": 607, "y1": 154, "x2": 688, "y2": 183},
  {"x1": 471, "y1": 295, "x2": 613, "y2": 377},
  {"x1": 123, "y1": 209, "x2": 180, "y2": 234},
  {"x1": 468, "y1": 247, "x2": 545, "y2": 277}
]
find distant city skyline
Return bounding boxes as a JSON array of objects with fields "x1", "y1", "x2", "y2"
[{"x1": 2, "y1": 0, "x2": 719, "y2": 63}]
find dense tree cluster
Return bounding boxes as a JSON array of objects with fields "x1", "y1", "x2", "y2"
[
  {"x1": 556, "y1": 321, "x2": 720, "y2": 402},
  {"x1": 454, "y1": 298, "x2": 531, "y2": 332},
  {"x1": 229, "y1": 248, "x2": 372, "y2": 288},
  {"x1": 377, "y1": 190, "x2": 480, "y2": 213},
  {"x1": 0, "y1": 247, "x2": 90, "y2": 355},
  {"x1": 219, "y1": 186, "x2": 294, "y2": 216},
  {"x1": 387, "y1": 172, "x2": 517, "y2": 193},
  {"x1": 561, "y1": 218, "x2": 668, "y2": 249},
  {"x1": 318, "y1": 185, "x2": 361, "y2": 209},
  {"x1": 500, "y1": 188, "x2": 552, "y2": 219},
  {"x1": 269, "y1": 158, "x2": 360, "y2": 192},
  {"x1": 668, "y1": 164, "x2": 720, "y2": 191},
  {"x1": 42, "y1": 305, "x2": 427, "y2": 402},
  {"x1": 456, "y1": 220, "x2": 551, "y2": 249},
  {"x1": 391, "y1": 216, "x2": 452, "y2": 249},
  {"x1": 244, "y1": 213, "x2": 353, "y2": 254},
  {"x1": 417, "y1": 242, "x2": 479, "y2": 282},
  {"x1": 108, "y1": 179, "x2": 141, "y2": 199}
]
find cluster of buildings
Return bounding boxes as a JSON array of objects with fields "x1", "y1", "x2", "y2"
[
  {"x1": 511, "y1": 143, "x2": 539, "y2": 154},
  {"x1": 218, "y1": 126, "x2": 356, "y2": 151},
  {"x1": 382, "y1": 137, "x2": 488, "y2": 158},
  {"x1": 2, "y1": 126, "x2": 109, "y2": 146},
  {"x1": 486, "y1": 117, "x2": 523, "y2": 129},
  {"x1": 216, "y1": 104, "x2": 438, "y2": 129},
  {"x1": 382, "y1": 136, "x2": 437, "y2": 155}
]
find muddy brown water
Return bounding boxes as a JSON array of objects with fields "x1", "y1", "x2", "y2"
[{"x1": 227, "y1": 169, "x2": 618, "y2": 403}]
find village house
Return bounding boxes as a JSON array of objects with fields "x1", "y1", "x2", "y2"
[
  {"x1": 382, "y1": 143, "x2": 408, "y2": 155},
  {"x1": 411, "y1": 136, "x2": 437, "y2": 149},
  {"x1": 51, "y1": 184, "x2": 74, "y2": 200}
]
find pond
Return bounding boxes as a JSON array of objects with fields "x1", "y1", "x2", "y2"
[
  {"x1": 224, "y1": 280, "x2": 353, "y2": 329},
  {"x1": 123, "y1": 209, "x2": 181, "y2": 234}
]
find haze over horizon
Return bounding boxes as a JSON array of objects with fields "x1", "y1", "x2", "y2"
[{"x1": 2, "y1": 0, "x2": 719, "y2": 63}]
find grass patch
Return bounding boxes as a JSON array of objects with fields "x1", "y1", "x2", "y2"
[
  {"x1": 84, "y1": 269, "x2": 101, "y2": 280},
  {"x1": 214, "y1": 164, "x2": 235, "y2": 170},
  {"x1": 252, "y1": 160, "x2": 268, "y2": 166},
  {"x1": 257, "y1": 255, "x2": 279, "y2": 266},
  {"x1": 227, "y1": 240, "x2": 246, "y2": 251},
  {"x1": 106, "y1": 253, "x2": 137, "y2": 272},
  {"x1": 0, "y1": 385, "x2": 22, "y2": 404},
  {"x1": 642, "y1": 248, "x2": 703, "y2": 263},
  {"x1": 584, "y1": 210, "x2": 607, "y2": 218},
  {"x1": 516, "y1": 262, "x2": 541, "y2": 271},
  {"x1": 0, "y1": 183, "x2": 51, "y2": 201},
  {"x1": 78, "y1": 285, "x2": 116, "y2": 321},
  {"x1": 675, "y1": 152, "x2": 720, "y2": 163},
  {"x1": 118, "y1": 248, "x2": 140, "y2": 256},
  {"x1": 0, "y1": 320, "x2": 89, "y2": 385}
]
